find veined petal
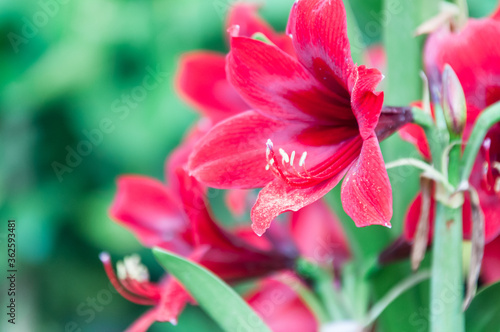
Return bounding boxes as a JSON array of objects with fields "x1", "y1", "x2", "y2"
[
  {"x1": 349, "y1": 65, "x2": 385, "y2": 139},
  {"x1": 227, "y1": 3, "x2": 294, "y2": 55},
  {"x1": 341, "y1": 136, "x2": 393, "y2": 227},
  {"x1": 109, "y1": 176, "x2": 191, "y2": 253},
  {"x1": 189, "y1": 111, "x2": 359, "y2": 189},
  {"x1": 227, "y1": 35, "x2": 354, "y2": 124},
  {"x1": 176, "y1": 52, "x2": 248, "y2": 122},
  {"x1": 287, "y1": 0, "x2": 354, "y2": 94},
  {"x1": 251, "y1": 172, "x2": 348, "y2": 236},
  {"x1": 291, "y1": 199, "x2": 350, "y2": 264}
]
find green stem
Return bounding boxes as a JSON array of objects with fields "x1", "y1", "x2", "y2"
[
  {"x1": 430, "y1": 145, "x2": 464, "y2": 332},
  {"x1": 461, "y1": 101, "x2": 500, "y2": 182}
]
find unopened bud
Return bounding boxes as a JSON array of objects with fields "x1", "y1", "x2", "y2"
[{"x1": 442, "y1": 64, "x2": 467, "y2": 138}]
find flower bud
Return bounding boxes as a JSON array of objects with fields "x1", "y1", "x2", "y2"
[{"x1": 441, "y1": 64, "x2": 467, "y2": 138}]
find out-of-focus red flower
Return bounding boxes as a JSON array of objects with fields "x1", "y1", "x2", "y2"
[
  {"x1": 398, "y1": 7, "x2": 500, "y2": 282},
  {"x1": 189, "y1": 0, "x2": 400, "y2": 236},
  {"x1": 245, "y1": 274, "x2": 318, "y2": 332},
  {"x1": 103, "y1": 168, "x2": 297, "y2": 331}
]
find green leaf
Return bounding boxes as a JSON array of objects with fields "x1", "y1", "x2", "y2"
[
  {"x1": 152, "y1": 248, "x2": 272, "y2": 332},
  {"x1": 465, "y1": 281, "x2": 500, "y2": 332}
]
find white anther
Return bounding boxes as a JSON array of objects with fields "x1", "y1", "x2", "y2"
[
  {"x1": 495, "y1": 178, "x2": 500, "y2": 193},
  {"x1": 493, "y1": 161, "x2": 500, "y2": 173},
  {"x1": 265, "y1": 164, "x2": 270, "y2": 171},
  {"x1": 299, "y1": 152, "x2": 308, "y2": 167},
  {"x1": 121, "y1": 255, "x2": 150, "y2": 282},
  {"x1": 270, "y1": 159, "x2": 274, "y2": 165},
  {"x1": 384, "y1": 223, "x2": 392, "y2": 229},
  {"x1": 117, "y1": 261, "x2": 127, "y2": 280},
  {"x1": 290, "y1": 151, "x2": 296, "y2": 166},
  {"x1": 279, "y1": 148, "x2": 290, "y2": 165}
]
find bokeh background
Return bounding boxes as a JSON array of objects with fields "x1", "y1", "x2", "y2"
[{"x1": 0, "y1": 0, "x2": 498, "y2": 331}]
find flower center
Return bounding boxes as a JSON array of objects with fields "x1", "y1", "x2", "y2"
[
  {"x1": 265, "y1": 139, "x2": 321, "y2": 188},
  {"x1": 117, "y1": 254, "x2": 150, "y2": 282}
]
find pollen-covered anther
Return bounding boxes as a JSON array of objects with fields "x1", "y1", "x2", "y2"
[{"x1": 117, "y1": 254, "x2": 150, "y2": 282}]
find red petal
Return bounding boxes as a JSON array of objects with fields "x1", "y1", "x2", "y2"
[
  {"x1": 189, "y1": 111, "x2": 357, "y2": 189},
  {"x1": 341, "y1": 136, "x2": 393, "y2": 227},
  {"x1": 176, "y1": 52, "x2": 248, "y2": 123},
  {"x1": 287, "y1": 0, "x2": 354, "y2": 94},
  {"x1": 251, "y1": 173, "x2": 347, "y2": 236},
  {"x1": 175, "y1": 169, "x2": 295, "y2": 280},
  {"x1": 403, "y1": 193, "x2": 435, "y2": 242},
  {"x1": 291, "y1": 199, "x2": 350, "y2": 264},
  {"x1": 424, "y1": 19, "x2": 500, "y2": 125},
  {"x1": 227, "y1": 35, "x2": 354, "y2": 124},
  {"x1": 246, "y1": 276, "x2": 317, "y2": 332},
  {"x1": 399, "y1": 124, "x2": 432, "y2": 160},
  {"x1": 482, "y1": 235, "x2": 500, "y2": 284},
  {"x1": 109, "y1": 176, "x2": 191, "y2": 254},
  {"x1": 348, "y1": 65, "x2": 385, "y2": 140},
  {"x1": 155, "y1": 277, "x2": 192, "y2": 325},
  {"x1": 226, "y1": 3, "x2": 295, "y2": 55}
]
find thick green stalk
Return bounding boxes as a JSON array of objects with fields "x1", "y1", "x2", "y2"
[{"x1": 430, "y1": 145, "x2": 464, "y2": 332}]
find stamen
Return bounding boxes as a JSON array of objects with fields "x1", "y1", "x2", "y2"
[
  {"x1": 279, "y1": 148, "x2": 290, "y2": 165},
  {"x1": 265, "y1": 164, "x2": 270, "y2": 171},
  {"x1": 493, "y1": 161, "x2": 500, "y2": 173},
  {"x1": 496, "y1": 178, "x2": 500, "y2": 193},
  {"x1": 123, "y1": 255, "x2": 150, "y2": 282},
  {"x1": 290, "y1": 151, "x2": 296, "y2": 166},
  {"x1": 299, "y1": 152, "x2": 308, "y2": 167}
]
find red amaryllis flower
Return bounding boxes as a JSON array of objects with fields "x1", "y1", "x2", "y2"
[
  {"x1": 189, "y1": 0, "x2": 406, "y2": 235},
  {"x1": 102, "y1": 168, "x2": 297, "y2": 331},
  {"x1": 245, "y1": 274, "x2": 318, "y2": 332}
]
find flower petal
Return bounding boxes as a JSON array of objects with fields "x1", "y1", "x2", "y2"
[
  {"x1": 349, "y1": 65, "x2": 385, "y2": 139},
  {"x1": 155, "y1": 277, "x2": 193, "y2": 325},
  {"x1": 399, "y1": 124, "x2": 432, "y2": 160},
  {"x1": 227, "y1": 3, "x2": 294, "y2": 55},
  {"x1": 227, "y1": 35, "x2": 354, "y2": 123},
  {"x1": 291, "y1": 199, "x2": 350, "y2": 265},
  {"x1": 251, "y1": 173, "x2": 348, "y2": 236},
  {"x1": 189, "y1": 110, "x2": 358, "y2": 189},
  {"x1": 176, "y1": 51, "x2": 248, "y2": 123},
  {"x1": 341, "y1": 136, "x2": 393, "y2": 227},
  {"x1": 109, "y1": 176, "x2": 191, "y2": 254},
  {"x1": 287, "y1": 0, "x2": 354, "y2": 93},
  {"x1": 246, "y1": 276, "x2": 318, "y2": 332}
]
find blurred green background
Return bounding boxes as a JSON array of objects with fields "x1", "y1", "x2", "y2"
[{"x1": 0, "y1": 0, "x2": 497, "y2": 331}]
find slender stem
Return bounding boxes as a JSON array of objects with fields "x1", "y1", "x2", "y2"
[
  {"x1": 461, "y1": 101, "x2": 500, "y2": 182},
  {"x1": 385, "y1": 158, "x2": 454, "y2": 191},
  {"x1": 430, "y1": 145, "x2": 464, "y2": 332}
]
